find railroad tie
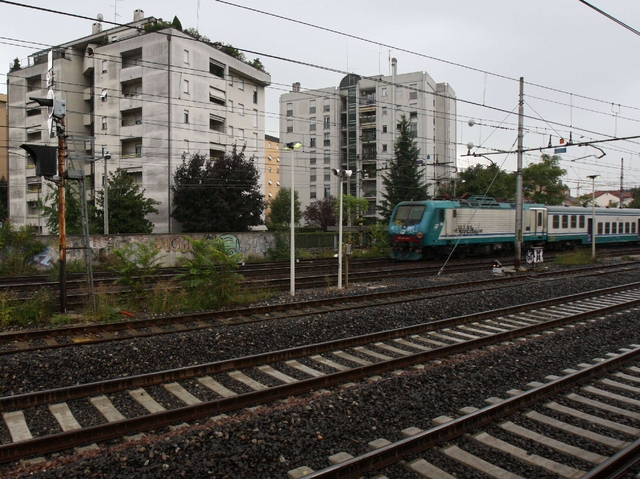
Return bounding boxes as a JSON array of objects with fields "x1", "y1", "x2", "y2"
[
  {"x1": 90, "y1": 396, "x2": 126, "y2": 422},
  {"x1": 310, "y1": 354, "x2": 350, "y2": 371},
  {"x1": 197, "y1": 376, "x2": 238, "y2": 398},
  {"x1": 472, "y1": 431, "x2": 584, "y2": 479},
  {"x1": 228, "y1": 370, "x2": 269, "y2": 390},
  {"x1": 163, "y1": 383, "x2": 202, "y2": 405},
  {"x1": 332, "y1": 350, "x2": 372, "y2": 366},
  {"x1": 581, "y1": 385, "x2": 640, "y2": 407},
  {"x1": 128, "y1": 389, "x2": 166, "y2": 413},
  {"x1": 567, "y1": 392, "x2": 640, "y2": 420},
  {"x1": 2, "y1": 411, "x2": 33, "y2": 442},
  {"x1": 407, "y1": 458, "x2": 457, "y2": 479},
  {"x1": 441, "y1": 444, "x2": 524, "y2": 479},
  {"x1": 49, "y1": 403, "x2": 82, "y2": 431},
  {"x1": 284, "y1": 360, "x2": 325, "y2": 378},
  {"x1": 545, "y1": 401, "x2": 640, "y2": 436},
  {"x1": 257, "y1": 365, "x2": 298, "y2": 384},
  {"x1": 353, "y1": 346, "x2": 393, "y2": 361}
]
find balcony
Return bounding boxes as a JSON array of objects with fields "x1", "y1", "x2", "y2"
[
  {"x1": 120, "y1": 93, "x2": 143, "y2": 111},
  {"x1": 83, "y1": 87, "x2": 93, "y2": 102},
  {"x1": 121, "y1": 123, "x2": 142, "y2": 138},
  {"x1": 83, "y1": 114, "x2": 93, "y2": 127},
  {"x1": 25, "y1": 114, "x2": 41, "y2": 129},
  {"x1": 120, "y1": 65, "x2": 142, "y2": 83}
]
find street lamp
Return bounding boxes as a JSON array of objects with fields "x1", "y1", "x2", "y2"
[
  {"x1": 284, "y1": 141, "x2": 302, "y2": 296},
  {"x1": 587, "y1": 174, "x2": 599, "y2": 261},
  {"x1": 333, "y1": 168, "x2": 352, "y2": 289}
]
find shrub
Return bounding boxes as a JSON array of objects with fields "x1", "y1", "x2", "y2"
[
  {"x1": 108, "y1": 241, "x2": 165, "y2": 297},
  {"x1": 0, "y1": 222, "x2": 46, "y2": 276}
]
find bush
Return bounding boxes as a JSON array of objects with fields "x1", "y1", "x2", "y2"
[
  {"x1": 108, "y1": 241, "x2": 165, "y2": 297},
  {"x1": 0, "y1": 222, "x2": 46, "y2": 276}
]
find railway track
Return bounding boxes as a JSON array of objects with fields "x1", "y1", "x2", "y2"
[
  {"x1": 296, "y1": 346, "x2": 640, "y2": 479},
  {"x1": 0, "y1": 262, "x2": 636, "y2": 356},
  {"x1": 1, "y1": 281, "x2": 639, "y2": 465}
]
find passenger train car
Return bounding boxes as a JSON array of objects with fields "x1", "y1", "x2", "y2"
[{"x1": 388, "y1": 196, "x2": 640, "y2": 260}]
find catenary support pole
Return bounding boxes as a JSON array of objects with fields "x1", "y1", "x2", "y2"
[
  {"x1": 514, "y1": 77, "x2": 524, "y2": 270},
  {"x1": 58, "y1": 118, "x2": 67, "y2": 313}
]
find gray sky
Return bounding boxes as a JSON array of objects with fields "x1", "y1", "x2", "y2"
[{"x1": 2, "y1": 0, "x2": 640, "y2": 196}]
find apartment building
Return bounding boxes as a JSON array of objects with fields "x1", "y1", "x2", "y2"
[
  {"x1": 7, "y1": 10, "x2": 270, "y2": 233},
  {"x1": 279, "y1": 62, "x2": 456, "y2": 221},
  {"x1": 264, "y1": 134, "x2": 280, "y2": 216}
]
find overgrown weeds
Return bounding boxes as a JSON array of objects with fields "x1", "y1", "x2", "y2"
[
  {"x1": 553, "y1": 248, "x2": 594, "y2": 265},
  {"x1": 0, "y1": 221, "x2": 46, "y2": 276}
]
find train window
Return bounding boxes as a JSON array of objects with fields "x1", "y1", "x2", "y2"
[
  {"x1": 612, "y1": 223, "x2": 617, "y2": 234},
  {"x1": 570, "y1": 215, "x2": 577, "y2": 228},
  {"x1": 626, "y1": 222, "x2": 630, "y2": 233},
  {"x1": 452, "y1": 210, "x2": 457, "y2": 218},
  {"x1": 579, "y1": 216, "x2": 585, "y2": 228},
  {"x1": 597, "y1": 222, "x2": 603, "y2": 235},
  {"x1": 562, "y1": 215, "x2": 568, "y2": 228},
  {"x1": 553, "y1": 215, "x2": 559, "y2": 229},
  {"x1": 392, "y1": 205, "x2": 426, "y2": 226},
  {"x1": 620, "y1": 222, "x2": 624, "y2": 233},
  {"x1": 439, "y1": 210, "x2": 445, "y2": 223},
  {"x1": 605, "y1": 223, "x2": 610, "y2": 234},
  {"x1": 633, "y1": 222, "x2": 637, "y2": 233},
  {"x1": 537, "y1": 212, "x2": 542, "y2": 227}
]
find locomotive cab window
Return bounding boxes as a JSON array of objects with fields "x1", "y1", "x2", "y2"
[
  {"x1": 579, "y1": 216, "x2": 585, "y2": 228},
  {"x1": 439, "y1": 210, "x2": 445, "y2": 223},
  {"x1": 392, "y1": 205, "x2": 426, "y2": 226}
]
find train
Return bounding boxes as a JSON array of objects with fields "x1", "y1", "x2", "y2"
[{"x1": 387, "y1": 196, "x2": 640, "y2": 260}]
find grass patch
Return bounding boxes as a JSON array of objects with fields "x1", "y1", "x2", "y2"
[{"x1": 553, "y1": 248, "x2": 594, "y2": 265}]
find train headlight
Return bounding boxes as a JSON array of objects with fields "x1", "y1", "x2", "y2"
[{"x1": 417, "y1": 232, "x2": 423, "y2": 239}]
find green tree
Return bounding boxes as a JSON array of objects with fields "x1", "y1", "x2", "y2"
[
  {"x1": 303, "y1": 196, "x2": 336, "y2": 231},
  {"x1": 172, "y1": 145, "x2": 265, "y2": 232},
  {"x1": 9, "y1": 58, "x2": 21, "y2": 72},
  {"x1": 628, "y1": 188, "x2": 640, "y2": 208},
  {"x1": 93, "y1": 169, "x2": 160, "y2": 234},
  {"x1": 522, "y1": 154, "x2": 567, "y2": 205},
  {"x1": 212, "y1": 42, "x2": 245, "y2": 61},
  {"x1": 378, "y1": 115, "x2": 429, "y2": 221},
  {"x1": 40, "y1": 181, "x2": 84, "y2": 235},
  {"x1": 267, "y1": 187, "x2": 301, "y2": 229},
  {"x1": 335, "y1": 195, "x2": 369, "y2": 226},
  {"x1": 456, "y1": 163, "x2": 515, "y2": 200},
  {"x1": 0, "y1": 176, "x2": 7, "y2": 222},
  {"x1": 171, "y1": 16, "x2": 183, "y2": 31},
  {"x1": 247, "y1": 58, "x2": 266, "y2": 73}
]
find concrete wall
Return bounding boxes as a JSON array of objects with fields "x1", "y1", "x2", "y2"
[{"x1": 34, "y1": 231, "x2": 276, "y2": 267}]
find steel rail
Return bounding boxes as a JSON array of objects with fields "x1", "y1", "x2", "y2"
[
  {"x1": 0, "y1": 291, "x2": 639, "y2": 463},
  {"x1": 304, "y1": 346, "x2": 640, "y2": 479}
]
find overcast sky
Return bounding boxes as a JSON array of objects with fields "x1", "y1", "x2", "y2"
[{"x1": 2, "y1": 0, "x2": 640, "y2": 196}]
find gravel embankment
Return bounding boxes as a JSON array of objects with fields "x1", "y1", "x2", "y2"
[{"x1": 1, "y1": 263, "x2": 640, "y2": 478}]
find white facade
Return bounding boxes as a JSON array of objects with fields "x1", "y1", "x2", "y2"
[
  {"x1": 279, "y1": 67, "x2": 457, "y2": 220},
  {"x1": 7, "y1": 11, "x2": 270, "y2": 233}
]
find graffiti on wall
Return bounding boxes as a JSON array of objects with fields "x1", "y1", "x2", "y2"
[{"x1": 156, "y1": 233, "x2": 273, "y2": 257}]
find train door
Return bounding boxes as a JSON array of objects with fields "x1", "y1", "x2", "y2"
[
  {"x1": 531, "y1": 208, "x2": 546, "y2": 237},
  {"x1": 588, "y1": 218, "x2": 593, "y2": 243}
]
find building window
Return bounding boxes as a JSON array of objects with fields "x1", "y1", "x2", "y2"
[
  {"x1": 324, "y1": 115, "x2": 330, "y2": 129},
  {"x1": 324, "y1": 132, "x2": 330, "y2": 146},
  {"x1": 238, "y1": 129, "x2": 244, "y2": 140},
  {"x1": 310, "y1": 117, "x2": 316, "y2": 131},
  {"x1": 309, "y1": 99, "x2": 316, "y2": 114},
  {"x1": 409, "y1": 91, "x2": 418, "y2": 100},
  {"x1": 324, "y1": 151, "x2": 330, "y2": 164},
  {"x1": 228, "y1": 100, "x2": 233, "y2": 113},
  {"x1": 184, "y1": 140, "x2": 189, "y2": 153},
  {"x1": 253, "y1": 109, "x2": 258, "y2": 128},
  {"x1": 410, "y1": 123, "x2": 418, "y2": 134},
  {"x1": 183, "y1": 49, "x2": 189, "y2": 64},
  {"x1": 135, "y1": 144, "x2": 142, "y2": 157},
  {"x1": 310, "y1": 136, "x2": 316, "y2": 148},
  {"x1": 382, "y1": 144, "x2": 387, "y2": 152},
  {"x1": 323, "y1": 98, "x2": 330, "y2": 112},
  {"x1": 324, "y1": 186, "x2": 331, "y2": 198},
  {"x1": 286, "y1": 120, "x2": 293, "y2": 133},
  {"x1": 253, "y1": 133, "x2": 258, "y2": 151},
  {"x1": 228, "y1": 126, "x2": 233, "y2": 137},
  {"x1": 310, "y1": 168, "x2": 316, "y2": 183},
  {"x1": 253, "y1": 86, "x2": 258, "y2": 104},
  {"x1": 238, "y1": 78, "x2": 244, "y2": 91},
  {"x1": 381, "y1": 87, "x2": 388, "y2": 97},
  {"x1": 410, "y1": 111, "x2": 418, "y2": 119},
  {"x1": 382, "y1": 106, "x2": 388, "y2": 115},
  {"x1": 286, "y1": 103, "x2": 293, "y2": 117},
  {"x1": 310, "y1": 185, "x2": 317, "y2": 199},
  {"x1": 324, "y1": 168, "x2": 330, "y2": 182},
  {"x1": 183, "y1": 79, "x2": 189, "y2": 94},
  {"x1": 238, "y1": 103, "x2": 244, "y2": 116},
  {"x1": 210, "y1": 59, "x2": 225, "y2": 78},
  {"x1": 310, "y1": 155, "x2": 316, "y2": 165},
  {"x1": 228, "y1": 75, "x2": 233, "y2": 86},
  {"x1": 184, "y1": 110, "x2": 189, "y2": 124},
  {"x1": 382, "y1": 125, "x2": 387, "y2": 133},
  {"x1": 102, "y1": 60, "x2": 107, "y2": 73}
]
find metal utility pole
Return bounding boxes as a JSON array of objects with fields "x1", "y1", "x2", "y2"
[
  {"x1": 514, "y1": 77, "x2": 524, "y2": 270},
  {"x1": 103, "y1": 148, "x2": 109, "y2": 234},
  {"x1": 619, "y1": 158, "x2": 624, "y2": 208},
  {"x1": 58, "y1": 119, "x2": 67, "y2": 313}
]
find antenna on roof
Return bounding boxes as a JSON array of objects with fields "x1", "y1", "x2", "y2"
[
  {"x1": 111, "y1": 0, "x2": 122, "y2": 23},
  {"x1": 97, "y1": 13, "x2": 104, "y2": 22}
]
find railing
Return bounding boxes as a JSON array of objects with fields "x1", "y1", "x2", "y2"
[{"x1": 121, "y1": 153, "x2": 141, "y2": 159}]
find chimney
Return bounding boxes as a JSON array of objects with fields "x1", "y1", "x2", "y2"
[
  {"x1": 133, "y1": 9, "x2": 145, "y2": 21},
  {"x1": 292, "y1": 82, "x2": 300, "y2": 93},
  {"x1": 92, "y1": 22, "x2": 102, "y2": 34},
  {"x1": 392, "y1": 57, "x2": 397, "y2": 77}
]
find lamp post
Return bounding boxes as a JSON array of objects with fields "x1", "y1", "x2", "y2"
[
  {"x1": 333, "y1": 168, "x2": 352, "y2": 289},
  {"x1": 587, "y1": 174, "x2": 599, "y2": 261},
  {"x1": 284, "y1": 141, "x2": 302, "y2": 296}
]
